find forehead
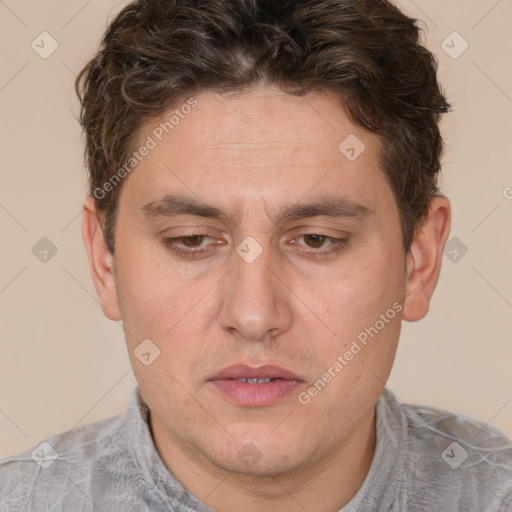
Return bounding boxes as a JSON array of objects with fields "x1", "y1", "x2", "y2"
[
  {"x1": 139, "y1": 86, "x2": 377, "y2": 155},
  {"x1": 125, "y1": 87, "x2": 390, "y2": 215}
]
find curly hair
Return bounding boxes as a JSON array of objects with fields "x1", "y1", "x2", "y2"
[{"x1": 76, "y1": 0, "x2": 451, "y2": 254}]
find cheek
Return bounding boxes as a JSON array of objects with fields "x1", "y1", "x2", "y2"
[
  {"x1": 113, "y1": 247, "x2": 180, "y2": 355},
  {"x1": 319, "y1": 245, "x2": 403, "y2": 324},
  {"x1": 114, "y1": 245, "x2": 220, "y2": 375},
  {"x1": 116, "y1": 233, "x2": 182, "y2": 303},
  {"x1": 298, "y1": 240, "x2": 404, "y2": 392}
]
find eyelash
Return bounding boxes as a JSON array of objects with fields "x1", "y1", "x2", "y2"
[{"x1": 161, "y1": 232, "x2": 349, "y2": 259}]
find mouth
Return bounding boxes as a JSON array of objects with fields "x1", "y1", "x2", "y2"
[
  {"x1": 232, "y1": 377, "x2": 281, "y2": 383},
  {"x1": 208, "y1": 364, "x2": 305, "y2": 407}
]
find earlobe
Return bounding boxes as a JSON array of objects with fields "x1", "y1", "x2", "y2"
[
  {"x1": 402, "y1": 196, "x2": 451, "y2": 322},
  {"x1": 82, "y1": 197, "x2": 122, "y2": 321}
]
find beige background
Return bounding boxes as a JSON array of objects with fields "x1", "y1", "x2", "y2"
[{"x1": 1, "y1": 0, "x2": 511, "y2": 458}]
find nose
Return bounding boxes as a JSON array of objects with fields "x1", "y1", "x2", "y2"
[{"x1": 218, "y1": 239, "x2": 293, "y2": 343}]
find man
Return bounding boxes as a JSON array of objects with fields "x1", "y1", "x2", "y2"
[{"x1": 1, "y1": 0, "x2": 511, "y2": 510}]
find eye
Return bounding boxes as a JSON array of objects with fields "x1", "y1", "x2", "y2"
[
  {"x1": 179, "y1": 235, "x2": 207, "y2": 247},
  {"x1": 162, "y1": 234, "x2": 223, "y2": 258},
  {"x1": 300, "y1": 234, "x2": 331, "y2": 249},
  {"x1": 292, "y1": 232, "x2": 349, "y2": 256},
  {"x1": 162, "y1": 232, "x2": 349, "y2": 260}
]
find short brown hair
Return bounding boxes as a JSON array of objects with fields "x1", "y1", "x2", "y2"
[{"x1": 76, "y1": 0, "x2": 450, "y2": 254}]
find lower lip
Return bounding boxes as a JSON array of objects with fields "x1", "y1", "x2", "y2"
[{"x1": 209, "y1": 379, "x2": 303, "y2": 407}]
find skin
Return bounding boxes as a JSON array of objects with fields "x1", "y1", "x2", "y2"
[{"x1": 82, "y1": 87, "x2": 451, "y2": 511}]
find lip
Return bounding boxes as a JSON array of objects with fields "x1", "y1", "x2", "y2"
[
  {"x1": 210, "y1": 364, "x2": 303, "y2": 381},
  {"x1": 208, "y1": 364, "x2": 305, "y2": 407}
]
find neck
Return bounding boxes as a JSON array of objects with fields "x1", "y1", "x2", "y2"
[{"x1": 151, "y1": 408, "x2": 377, "y2": 512}]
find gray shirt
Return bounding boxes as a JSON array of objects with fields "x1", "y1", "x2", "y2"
[{"x1": 1, "y1": 386, "x2": 511, "y2": 511}]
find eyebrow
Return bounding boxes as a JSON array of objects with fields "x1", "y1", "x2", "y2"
[{"x1": 141, "y1": 193, "x2": 372, "y2": 224}]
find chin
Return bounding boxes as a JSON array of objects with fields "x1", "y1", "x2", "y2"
[
  {"x1": 219, "y1": 453, "x2": 303, "y2": 478},
  {"x1": 207, "y1": 432, "x2": 308, "y2": 477}
]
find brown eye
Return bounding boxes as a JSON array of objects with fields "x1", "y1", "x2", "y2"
[
  {"x1": 303, "y1": 234, "x2": 327, "y2": 249},
  {"x1": 162, "y1": 233, "x2": 224, "y2": 259},
  {"x1": 292, "y1": 232, "x2": 349, "y2": 257},
  {"x1": 181, "y1": 235, "x2": 205, "y2": 247}
]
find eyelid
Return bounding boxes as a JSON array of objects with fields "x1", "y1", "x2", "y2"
[
  {"x1": 290, "y1": 232, "x2": 350, "y2": 256},
  {"x1": 292, "y1": 233, "x2": 338, "y2": 247},
  {"x1": 161, "y1": 230, "x2": 350, "y2": 260}
]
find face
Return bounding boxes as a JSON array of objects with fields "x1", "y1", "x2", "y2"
[{"x1": 101, "y1": 88, "x2": 409, "y2": 476}]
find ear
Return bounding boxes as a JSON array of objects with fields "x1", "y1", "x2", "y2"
[
  {"x1": 82, "y1": 196, "x2": 122, "y2": 321},
  {"x1": 402, "y1": 196, "x2": 451, "y2": 322}
]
